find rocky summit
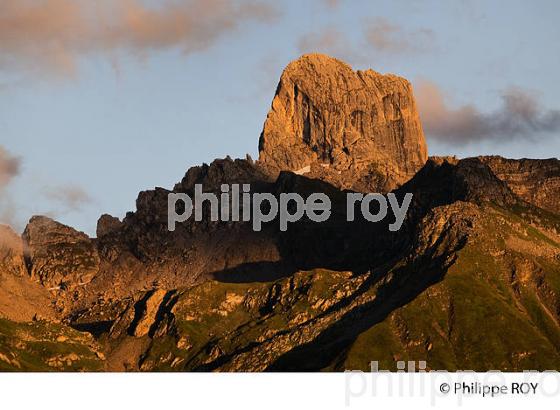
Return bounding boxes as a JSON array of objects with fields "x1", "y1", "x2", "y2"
[
  {"x1": 1, "y1": 55, "x2": 560, "y2": 372},
  {"x1": 258, "y1": 54, "x2": 428, "y2": 192}
]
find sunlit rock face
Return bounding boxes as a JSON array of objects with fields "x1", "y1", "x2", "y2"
[
  {"x1": 258, "y1": 53, "x2": 428, "y2": 192},
  {"x1": 479, "y1": 156, "x2": 560, "y2": 214}
]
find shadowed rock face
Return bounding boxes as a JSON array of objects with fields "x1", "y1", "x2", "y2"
[{"x1": 258, "y1": 54, "x2": 428, "y2": 192}]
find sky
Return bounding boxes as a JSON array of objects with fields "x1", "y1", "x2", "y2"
[{"x1": 1, "y1": 0, "x2": 559, "y2": 235}]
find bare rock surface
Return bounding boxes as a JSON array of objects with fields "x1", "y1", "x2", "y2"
[
  {"x1": 22, "y1": 216, "x2": 100, "y2": 290},
  {"x1": 132, "y1": 289, "x2": 168, "y2": 337},
  {"x1": 479, "y1": 156, "x2": 560, "y2": 214},
  {"x1": 0, "y1": 225, "x2": 55, "y2": 322},
  {"x1": 0, "y1": 225, "x2": 27, "y2": 278},
  {"x1": 96, "y1": 214, "x2": 123, "y2": 238},
  {"x1": 258, "y1": 54, "x2": 428, "y2": 191}
]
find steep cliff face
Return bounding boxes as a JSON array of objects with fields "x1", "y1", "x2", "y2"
[
  {"x1": 480, "y1": 156, "x2": 560, "y2": 214},
  {"x1": 258, "y1": 54, "x2": 428, "y2": 191}
]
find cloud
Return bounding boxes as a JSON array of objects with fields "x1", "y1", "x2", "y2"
[
  {"x1": 0, "y1": 198, "x2": 20, "y2": 233},
  {"x1": 297, "y1": 26, "x2": 363, "y2": 64},
  {"x1": 0, "y1": 146, "x2": 21, "y2": 189},
  {"x1": 43, "y1": 185, "x2": 93, "y2": 211},
  {"x1": 0, "y1": 148, "x2": 92, "y2": 229},
  {"x1": 297, "y1": 18, "x2": 435, "y2": 66},
  {"x1": 0, "y1": 0, "x2": 278, "y2": 77},
  {"x1": 321, "y1": 0, "x2": 340, "y2": 9},
  {"x1": 0, "y1": 221, "x2": 24, "y2": 252},
  {"x1": 415, "y1": 80, "x2": 560, "y2": 144},
  {"x1": 0, "y1": 146, "x2": 22, "y2": 230},
  {"x1": 364, "y1": 17, "x2": 435, "y2": 54}
]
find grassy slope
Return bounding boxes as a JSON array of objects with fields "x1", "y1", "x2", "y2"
[
  {"x1": 340, "y1": 205, "x2": 560, "y2": 371},
  {"x1": 0, "y1": 319, "x2": 104, "y2": 371}
]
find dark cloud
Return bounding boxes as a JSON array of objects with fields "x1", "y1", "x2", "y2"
[
  {"x1": 415, "y1": 80, "x2": 560, "y2": 144},
  {"x1": 0, "y1": 146, "x2": 21, "y2": 189},
  {"x1": 0, "y1": 146, "x2": 22, "y2": 230},
  {"x1": 0, "y1": 0, "x2": 279, "y2": 77}
]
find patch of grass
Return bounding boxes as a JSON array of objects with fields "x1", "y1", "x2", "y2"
[{"x1": 0, "y1": 318, "x2": 103, "y2": 371}]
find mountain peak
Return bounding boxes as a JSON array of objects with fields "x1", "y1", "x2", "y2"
[{"x1": 258, "y1": 54, "x2": 428, "y2": 191}]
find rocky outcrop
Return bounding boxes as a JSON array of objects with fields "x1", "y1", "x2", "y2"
[
  {"x1": 0, "y1": 225, "x2": 27, "y2": 278},
  {"x1": 258, "y1": 54, "x2": 428, "y2": 191},
  {"x1": 399, "y1": 156, "x2": 519, "y2": 217},
  {"x1": 0, "y1": 225, "x2": 56, "y2": 322},
  {"x1": 131, "y1": 289, "x2": 168, "y2": 337},
  {"x1": 96, "y1": 214, "x2": 123, "y2": 238},
  {"x1": 22, "y1": 216, "x2": 100, "y2": 290},
  {"x1": 479, "y1": 156, "x2": 560, "y2": 214}
]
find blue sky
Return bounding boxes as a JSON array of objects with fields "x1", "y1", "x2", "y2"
[{"x1": 1, "y1": 0, "x2": 559, "y2": 235}]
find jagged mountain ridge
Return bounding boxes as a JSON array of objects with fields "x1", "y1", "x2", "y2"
[{"x1": 1, "y1": 54, "x2": 559, "y2": 371}]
